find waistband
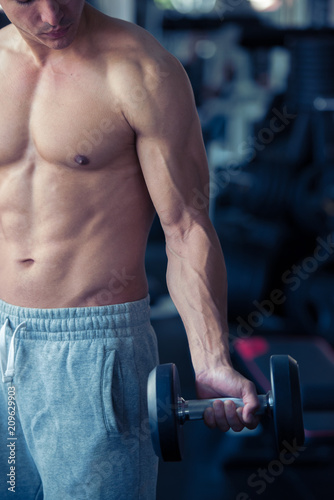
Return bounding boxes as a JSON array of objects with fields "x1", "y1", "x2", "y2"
[{"x1": 0, "y1": 296, "x2": 151, "y2": 337}]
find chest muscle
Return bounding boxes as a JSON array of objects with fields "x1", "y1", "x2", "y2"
[{"x1": 0, "y1": 60, "x2": 131, "y2": 168}]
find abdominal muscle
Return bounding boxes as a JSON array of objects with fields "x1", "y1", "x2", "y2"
[{"x1": 0, "y1": 158, "x2": 155, "y2": 309}]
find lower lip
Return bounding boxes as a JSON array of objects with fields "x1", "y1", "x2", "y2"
[{"x1": 44, "y1": 25, "x2": 71, "y2": 39}]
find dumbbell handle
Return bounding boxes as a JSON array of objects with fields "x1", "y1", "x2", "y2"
[{"x1": 178, "y1": 393, "x2": 272, "y2": 424}]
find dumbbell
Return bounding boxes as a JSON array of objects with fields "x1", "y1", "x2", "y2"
[{"x1": 147, "y1": 355, "x2": 305, "y2": 461}]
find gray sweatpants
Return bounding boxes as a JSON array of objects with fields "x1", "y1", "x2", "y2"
[{"x1": 0, "y1": 296, "x2": 159, "y2": 499}]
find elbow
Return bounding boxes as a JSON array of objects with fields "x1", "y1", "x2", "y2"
[
  {"x1": 164, "y1": 215, "x2": 214, "y2": 260},
  {"x1": 160, "y1": 204, "x2": 211, "y2": 241}
]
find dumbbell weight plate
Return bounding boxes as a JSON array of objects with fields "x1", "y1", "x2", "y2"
[
  {"x1": 271, "y1": 355, "x2": 305, "y2": 453},
  {"x1": 147, "y1": 363, "x2": 184, "y2": 461}
]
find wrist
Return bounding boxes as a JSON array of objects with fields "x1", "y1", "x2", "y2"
[{"x1": 190, "y1": 338, "x2": 233, "y2": 376}]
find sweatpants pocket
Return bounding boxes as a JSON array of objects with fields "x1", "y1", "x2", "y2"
[{"x1": 101, "y1": 348, "x2": 124, "y2": 434}]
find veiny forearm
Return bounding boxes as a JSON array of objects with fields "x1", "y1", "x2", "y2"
[{"x1": 165, "y1": 218, "x2": 232, "y2": 376}]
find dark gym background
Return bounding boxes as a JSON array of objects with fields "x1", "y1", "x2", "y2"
[{"x1": 2, "y1": 0, "x2": 333, "y2": 498}]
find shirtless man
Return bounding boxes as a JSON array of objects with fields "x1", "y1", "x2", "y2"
[{"x1": 0, "y1": 1, "x2": 259, "y2": 499}]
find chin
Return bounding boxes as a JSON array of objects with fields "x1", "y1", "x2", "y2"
[{"x1": 49, "y1": 39, "x2": 74, "y2": 50}]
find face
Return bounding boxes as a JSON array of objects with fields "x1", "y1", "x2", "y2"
[{"x1": 1, "y1": 0, "x2": 86, "y2": 51}]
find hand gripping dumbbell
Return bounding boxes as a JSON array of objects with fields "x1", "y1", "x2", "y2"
[{"x1": 147, "y1": 355, "x2": 305, "y2": 461}]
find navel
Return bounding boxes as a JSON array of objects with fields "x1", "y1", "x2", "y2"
[
  {"x1": 74, "y1": 155, "x2": 90, "y2": 166},
  {"x1": 20, "y1": 259, "x2": 35, "y2": 267}
]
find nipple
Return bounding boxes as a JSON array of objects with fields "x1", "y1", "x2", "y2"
[{"x1": 74, "y1": 155, "x2": 90, "y2": 166}]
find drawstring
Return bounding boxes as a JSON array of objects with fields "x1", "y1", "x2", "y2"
[{"x1": 0, "y1": 318, "x2": 26, "y2": 384}]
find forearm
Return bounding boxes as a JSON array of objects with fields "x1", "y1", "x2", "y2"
[{"x1": 165, "y1": 218, "x2": 232, "y2": 376}]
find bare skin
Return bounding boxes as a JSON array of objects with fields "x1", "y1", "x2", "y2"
[{"x1": 0, "y1": 0, "x2": 259, "y2": 431}]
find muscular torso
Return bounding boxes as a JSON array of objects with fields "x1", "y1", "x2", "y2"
[{"x1": 0, "y1": 16, "x2": 155, "y2": 308}]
